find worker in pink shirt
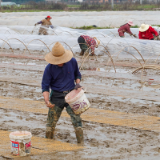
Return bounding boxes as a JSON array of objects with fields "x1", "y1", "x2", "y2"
[
  {"x1": 78, "y1": 35, "x2": 100, "y2": 56},
  {"x1": 118, "y1": 21, "x2": 137, "y2": 38}
]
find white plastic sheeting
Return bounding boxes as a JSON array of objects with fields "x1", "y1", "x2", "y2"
[
  {"x1": 0, "y1": 25, "x2": 160, "y2": 60},
  {"x1": 0, "y1": 11, "x2": 160, "y2": 27}
]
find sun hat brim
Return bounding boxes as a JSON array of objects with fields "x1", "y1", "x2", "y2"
[
  {"x1": 128, "y1": 22, "x2": 134, "y2": 26},
  {"x1": 93, "y1": 37, "x2": 100, "y2": 47},
  {"x1": 139, "y1": 24, "x2": 149, "y2": 32},
  {"x1": 45, "y1": 49, "x2": 73, "y2": 65}
]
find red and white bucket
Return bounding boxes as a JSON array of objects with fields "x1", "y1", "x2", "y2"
[
  {"x1": 65, "y1": 88, "x2": 90, "y2": 115},
  {"x1": 9, "y1": 131, "x2": 32, "y2": 156}
]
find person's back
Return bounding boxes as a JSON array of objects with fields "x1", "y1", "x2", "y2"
[
  {"x1": 40, "y1": 19, "x2": 52, "y2": 28},
  {"x1": 118, "y1": 21, "x2": 136, "y2": 38},
  {"x1": 118, "y1": 23, "x2": 129, "y2": 33},
  {"x1": 139, "y1": 24, "x2": 159, "y2": 40}
]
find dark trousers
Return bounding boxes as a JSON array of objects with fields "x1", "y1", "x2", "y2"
[
  {"x1": 78, "y1": 36, "x2": 88, "y2": 52},
  {"x1": 46, "y1": 91, "x2": 82, "y2": 132}
]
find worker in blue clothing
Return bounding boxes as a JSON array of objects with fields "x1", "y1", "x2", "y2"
[{"x1": 41, "y1": 42, "x2": 83, "y2": 144}]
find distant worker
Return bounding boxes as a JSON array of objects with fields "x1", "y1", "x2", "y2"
[
  {"x1": 118, "y1": 21, "x2": 137, "y2": 38},
  {"x1": 139, "y1": 24, "x2": 159, "y2": 40},
  {"x1": 35, "y1": 16, "x2": 53, "y2": 35},
  {"x1": 77, "y1": 35, "x2": 100, "y2": 56}
]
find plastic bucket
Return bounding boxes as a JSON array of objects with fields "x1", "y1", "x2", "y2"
[
  {"x1": 9, "y1": 131, "x2": 32, "y2": 156},
  {"x1": 65, "y1": 88, "x2": 90, "y2": 115}
]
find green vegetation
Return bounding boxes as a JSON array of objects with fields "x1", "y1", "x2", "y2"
[
  {"x1": 1, "y1": 2, "x2": 160, "y2": 12},
  {"x1": 72, "y1": 25, "x2": 160, "y2": 30},
  {"x1": 2, "y1": 0, "x2": 44, "y2": 4},
  {"x1": 131, "y1": 25, "x2": 139, "y2": 28}
]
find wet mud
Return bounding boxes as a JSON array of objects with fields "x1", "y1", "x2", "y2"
[{"x1": 1, "y1": 49, "x2": 160, "y2": 159}]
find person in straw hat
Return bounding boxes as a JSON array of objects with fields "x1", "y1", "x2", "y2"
[
  {"x1": 42, "y1": 42, "x2": 84, "y2": 144},
  {"x1": 35, "y1": 16, "x2": 54, "y2": 35},
  {"x1": 77, "y1": 35, "x2": 100, "y2": 56},
  {"x1": 118, "y1": 21, "x2": 137, "y2": 38},
  {"x1": 139, "y1": 24, "x2": 159, "y2": 40}
]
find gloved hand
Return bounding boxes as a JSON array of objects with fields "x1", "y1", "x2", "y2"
[
  {"x1": 74, "y1": 83, "x2": 82, "y2": 90},
  {"x1": 50, "y1": 25, "x2": 54, "y2": 29}
]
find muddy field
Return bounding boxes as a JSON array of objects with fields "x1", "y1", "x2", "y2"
[{"x1": 0, "y1": 46, "x2": 160, "y2": 160}]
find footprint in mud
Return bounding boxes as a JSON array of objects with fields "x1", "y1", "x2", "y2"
[
  {"x1": 140, "y1": 106, "x2": 149, "y2": 110},
  {"x1": 4, "y1": 114, "x2": 11, "y2": 117},
  {"x1": 152, "y1": 147, "x2": 160, "y2": 153},
  {"x1": 25, "y1": 117, "x2": 35, "y2": 121},
  {"x1": 8, "y1": 120, "x2": 14, "y2": 122},
  {"x1": 16, "y1": 116, "x2": 23, "y2": 120}
]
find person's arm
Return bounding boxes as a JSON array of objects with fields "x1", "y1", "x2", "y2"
[
  {"x1": 126, "y1": 25, "x2": 133, "y2": 35},
  {"x1": 150, "y1": 27, "x2": 159, "y2": 36},
  {"x1": 42, "y1": 64, "x2": 55, "y2": 108},
  {"x1": 90, "y1": 40, "x2": 95, "y2": 55},
  {"x1": 35, "y1": 21, "x2": 43, "y2": 26}
]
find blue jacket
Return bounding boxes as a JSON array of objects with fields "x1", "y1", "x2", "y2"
[{"x1": 42, "y1": 58, "x2": 81, "y2": 92}]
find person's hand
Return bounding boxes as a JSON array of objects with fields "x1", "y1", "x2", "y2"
[
  {"x1": 154, "y1": 36, "x2": 160, "y2": 40},
  {"x1": 45, "y1": 101, "x2": 55, "y2": 108},
  {"x1": 34, "y1": 23, "x2": 37, "y2": 26},
  {"x1": 133, "y1": 34, "x2": 137, "y2": 38},
  {"x1": 74, "y1": 83, "x2": 82, "y2": 90}
]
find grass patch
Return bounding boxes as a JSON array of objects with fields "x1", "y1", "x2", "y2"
[
  {"x1": 131, "y1": 25, "x2": 139, "y2": 28},
  {"x1": 72, "y1": 25, "x2": 160, "y2": 30}
]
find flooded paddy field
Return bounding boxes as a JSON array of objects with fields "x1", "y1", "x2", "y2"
[
  {"x1": 0, "y1": 18, "x2": 160, "y2": 159},
  {"x1": 1, "y1": 46, "x2": 160, "y2": 160}
]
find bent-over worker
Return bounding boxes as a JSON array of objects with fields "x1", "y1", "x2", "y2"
[
  {"x1": 118, "y1": 21, "x2": 137, "y2": 38},
  {"x1": 35, "y1": 15, "x2": 53, "y2": 35},
  {"x1": 139, "y1": 24, "x2": 159, "y2": 40},
  {"x1": 77, "y1": 35, "x2": 100, "y2": 56},
  {"x1": 42, "y1": 42, "x2": 84, "y2": 144}
]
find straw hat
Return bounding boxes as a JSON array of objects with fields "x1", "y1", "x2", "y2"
[
  {"x1": 127, "y1": 21, "x2": 134, "y2": 26},
  {"x1": 93, "y1": 37, "x2": 100, "y2": 48},
  {"x1": 45, "y1": 42, "x2": 73, "y2": 65},
  {"x1": 139, "y1": 24, "x2": 149, "y2": 32}
]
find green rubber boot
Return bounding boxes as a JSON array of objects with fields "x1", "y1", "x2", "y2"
[
  {"x1": 46, "y1": 127, "x2": 55, "y2": 139},
  {"x1": 75, "y1": 127, "x2": 84, "y2": 145}
]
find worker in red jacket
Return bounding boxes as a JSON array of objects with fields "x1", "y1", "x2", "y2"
[
  {"x1": 118, "y1": 21, "x2": 137, "y2": 38},
  {"x1": 139, "y1": 24, "x2": 159, "y2": 40}
]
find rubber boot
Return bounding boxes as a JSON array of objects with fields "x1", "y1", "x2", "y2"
[
  {"x1": 80, "y1": 50, "x2": 84, "y2": 56},
  {"x1": 46, "y1": 127, "x2": 55, "y2": 139},
  {"x1": 75, "y1": 127, "x2": 84, "y2": 145}
]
